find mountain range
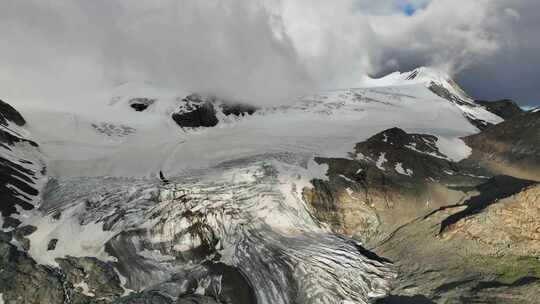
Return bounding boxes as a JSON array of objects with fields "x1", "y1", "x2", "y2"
[{"x1": 0, "y1": 67, "x2": 538, "y2": 304}]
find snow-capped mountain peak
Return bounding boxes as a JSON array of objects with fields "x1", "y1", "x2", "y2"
[
  {"x1": 362, "y1": 67, "x2": 468, "y2": 98},
  {"x1": 361, "y1": 67, "x2": 503, "y2": 129}
]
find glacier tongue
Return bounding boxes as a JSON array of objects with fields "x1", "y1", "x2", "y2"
[{"x1": 26, "y1": 156, "x2": 394, "y2": 303}]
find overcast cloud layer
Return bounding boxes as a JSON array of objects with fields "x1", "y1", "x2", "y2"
[{"x1": 0, "y1": 0, "x2": 538, "y2": 106}]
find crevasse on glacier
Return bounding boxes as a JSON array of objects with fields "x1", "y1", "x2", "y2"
[{"x1": 29, "y1": 156, "x2": 395, "y2": 303}]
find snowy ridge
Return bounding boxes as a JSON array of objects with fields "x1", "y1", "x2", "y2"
[
  {"x1": 15, "y1": 76, "x2": 486, "y2": 178},
  {"x1": 361, "y1": 67, "x2": 504, "y2": 128},
  {"x1": 361, "y1": 67, "x2": 472, "y2": 102}
]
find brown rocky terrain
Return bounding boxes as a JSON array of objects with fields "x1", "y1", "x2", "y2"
[
  {"x1": 463, "y1": 110, "x2": 540, "y2": 180},
  {"x1": 441, "y1": 184, "x2": 540, "y2": 257},
  {"x1": 304, "y1": 123, "x2": 540, "y2": 303},
  {"x1": 303, "y1": 128, "x2": 486, "y2": 246}
]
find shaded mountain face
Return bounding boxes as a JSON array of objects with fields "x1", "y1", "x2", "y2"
[
  {"x1": 427, "y1": 82, "x2": 495, "y2": 130},
  {"x1": 475, "y1": 99, "x2": 523, "y2": 120},
  {"x1": 0, "y1": 100, "x2": 44, "y2": 228},
  {"x1": 172, "y1": 94, "x2": 219, "y2": 128},
  {"x1": 0, "y1": 99, "x2": 26, "y2": 127},
  {"x1": 464, "y1": 110, "x2": 540, "y2": 180},
  {"x1": 352, "y1": 127, "x2": 458, "y2": 180}
]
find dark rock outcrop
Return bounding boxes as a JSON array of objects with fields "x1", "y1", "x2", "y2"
[
  {"x1": 428, "y1": 81, "x2": 471, "y2": 107},
  {"x1": 0, "y1": 99, "x2": 26, "y2": 126},
  {"x1": 0, "y1": 240, "x2": 67, "y2": 303},
  {"x1": 56, "y1": 256, "x2": 124, "y2": 297},
  {"x1": 476, "y1": 99, "x2": 523, "y2": 120},
  {"x1": 171, "y1": 94, "x2": 257, "y2": 129},
  {"x1": 47, "y1": 238, "x2": 59, "y2": 251},
  {"x1": 428, "y1": 83, "x2": 495, "y2": 130},
  {"x1": 376, "y1": 295, "x2": 436, "y2": 304},
  {"x1": 0, "y1": 99, "x2": 43, "y2": 227},
  {"x1": 463, "y1": 110, "x2": 540, "y2": 179},
  {"x1": 171, "y1": 94, "x2": 219, "y2": 128},
  {"x1": 129, "y1": 98, "x2": 156, "y2": 112},
  {"x1": 0, "y1": 156, "x2": 39, "y2": 221},
  {"x1": 114, "y1": 291, "x2": 174, "y2": 304},
  {"x1": 13, "y1": 225, "x2": 37, "y2": 251},
  {"x1": 0, "y1": 236, "x2": 126, "y2": 303},
  {"x1": 220, "y1": 103, "x2": 257, "y2": 116},
  {"x1": 352, "y1": 127, "x2": 459, "y2": 179}
]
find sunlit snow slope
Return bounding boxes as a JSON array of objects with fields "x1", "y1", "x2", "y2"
[{"x1": 16, "y1": 68, "x2": 499, "y2": 178}]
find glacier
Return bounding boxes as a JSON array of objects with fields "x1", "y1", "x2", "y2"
[{"x1": 1, "y1": 68, "x2": 504, "y2": 303}]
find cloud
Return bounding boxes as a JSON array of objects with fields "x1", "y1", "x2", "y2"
[
  {"x1": 357, "y1": 0, "x2": 540, "y2": 105},
  {"x1": 0, "y1": 0, "x2": 539, "y2": 106},
  {"x1": 0, "y1": 0, "x2": 313, "y2": 106},
  {"x1": 367, "y1": 1, "x2": 505, "y2": 75},
  {"x1": 278, "y1": 0, "x2": 377, "y2": 89}
]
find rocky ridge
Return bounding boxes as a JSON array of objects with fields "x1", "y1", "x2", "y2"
[
  {"x1": 0, "y1": 99, "x2": 45, "y2": 228},
  {"x1": 464, "y1": 109, "x2": 540, "y2": 180},
  {"x1": 303, "y1": 117, "x2": 540, "y2": 302},
  {"x1": 475, "y1": 99, "x2": 523, "y2": 120},
  {"x1": 171, "y1": 94, "x2": 257, "y2": 128}
]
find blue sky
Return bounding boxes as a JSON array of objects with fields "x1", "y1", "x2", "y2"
[
  {"x1": 354, "y1": 0, "x2": 431, "y2": 16},
  {"x1": 400, "y1": 3, "x2": 417, "y2": 16}
]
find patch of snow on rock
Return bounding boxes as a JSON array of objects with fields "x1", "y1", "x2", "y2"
[
  {"x1": 340, "y1": 174, "x2": 356, "y2": 183},
  {"x1": 436, "y1": 136, "x2": 472, "y2": 161},
  {"x1": 395, "y1": 163, "x2": 413, "y2": 176},
  {"x1": 376, "y1": 153, "x2": 387, "y2": 171},
  {"x1": 23, "y1": 204, "x2": 117, "y2": 266}
]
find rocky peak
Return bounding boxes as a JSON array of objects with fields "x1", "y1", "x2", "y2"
[
  {"x1": 353, "y1": 127, "x2": 455, "y2": 179},
  {"x1": 364, "y1": 127, "x2": 444, "y2": 157},
  {"x1": 475, "y1": 99, "x2": 523, "y2": 120},
  {"x1": 0, "y1": 99, "x2": 26, "y2": 127},
  {"x1": 171, "y1": 94, "x2": 257, "y2": 129},
  {"x1": 464, "y1": 110, "x2": 540, "y2": 180},
  {"x1": 128, "y1": 97, "x2": 156, "y2": 112}
]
